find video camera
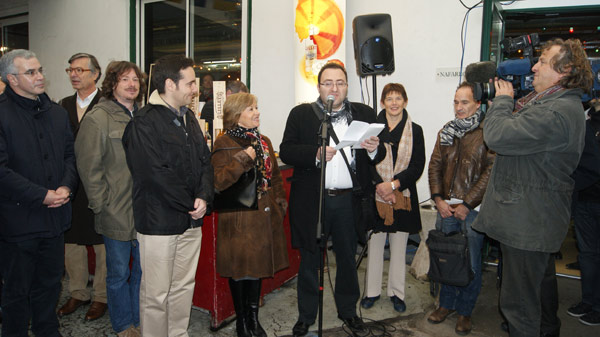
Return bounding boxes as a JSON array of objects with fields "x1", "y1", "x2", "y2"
[{"x1": 466, "y1": 33, "x2": 540, "y2": 102}]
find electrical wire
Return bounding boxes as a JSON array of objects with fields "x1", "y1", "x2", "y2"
[
  {"x1": 323, "y1": 241, "x2": 397, "y2": 337},
  {"x1": 458, "y1": 1, "x2": 483, "y2": 84}
]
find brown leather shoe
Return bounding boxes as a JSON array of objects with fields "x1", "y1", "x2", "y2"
[
  {"x1": 57, "y1": 298, "x2": 90, "y2": 316},
  {"x1": 427, "y1": 307, "x2": 456, "y2": 324},
  {"x1": 455, "y1": 315, "x2": 472, "y2": 335},
  {"x1": 85, "y1": 301, "x2": 107, "y2": 321}
]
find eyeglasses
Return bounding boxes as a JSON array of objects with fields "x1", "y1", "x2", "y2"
[
  {"x1": 65, "y1": 67, "x2": 92, "y2": 75},
  {"x1": 319, "y1": 81, "x2": 347, "y2": 88},
  {"x1": 13, "y1": 67, "x2": 44, "y2": 77}
]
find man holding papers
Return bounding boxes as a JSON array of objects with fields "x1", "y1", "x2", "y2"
[
  {"x1": 427, "y1": 81, "x2": 495, "y2": 335},
  {"x1": 280, "y1": 62, "x2": 379, "y2": 337}
]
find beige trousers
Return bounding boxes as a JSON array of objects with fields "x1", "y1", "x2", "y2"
[
  {"x1": 138, "y1": 227, "x2": 203, "y2": 337},
  {"x1": 364, "y1": 231, "x2": 409, "y2": 299},
  {"x1": 64, "y1": 243, "x2": 107, "y2": 303}
]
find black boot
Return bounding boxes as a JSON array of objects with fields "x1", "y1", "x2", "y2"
[
  {"x1": 229, "y1": 278, "x2": 252, "y2": 337},
  {"x1": 245, "y1": 279, "x2": 267, "y2": 337}
]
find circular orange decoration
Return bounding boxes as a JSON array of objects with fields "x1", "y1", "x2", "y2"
[{"x1": 295, "y1": 0, "x2": 345, "y2": 60}]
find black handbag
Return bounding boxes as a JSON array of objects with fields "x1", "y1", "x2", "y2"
[
  {"x1": 212, "y1": 147, "x2": 258, "y2": 211},
  {"x1": 426, "y1": 222, "x2": 473, "y2": 287}
]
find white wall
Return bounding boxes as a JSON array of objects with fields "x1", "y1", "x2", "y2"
[
  {"x1": 250, "y1": 0, "x2": 484, "y2": 202},
  {"x1": 28, "y1": 0, "x2": 130, "y2": 102}
]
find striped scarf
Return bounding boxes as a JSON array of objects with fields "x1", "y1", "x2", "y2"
[{"x1": 439, "y1": 108, "x2": 482, "y2": 146}]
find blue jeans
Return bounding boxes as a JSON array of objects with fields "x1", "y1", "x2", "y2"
[
  {"x1": 0, "y1": 234, "x2": 64, "y2": 337},
  {"x1": 574, "y1": 200, "x2": 600, "y2": 312},
  {"x1": 103, "y1": 236, "x2": 142, "y2": 333},
  {"x1": 435, "y1": 210, "x2": 484, "y2": 316}
]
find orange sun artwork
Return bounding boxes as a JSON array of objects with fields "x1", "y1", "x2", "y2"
[{"x1": 295, "y1": 0, "x2": 345, "y2": 83}]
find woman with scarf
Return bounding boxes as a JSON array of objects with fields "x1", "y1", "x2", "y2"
[
  {"x1": 427, "y1": 82, "x2": 495, "y2": 335},
  {"x1": 211, "y1": 93, "x2": 289, "y2": 337},
  {"x1": 361, "y1": 83, "x2": 425, "y2": 313}
]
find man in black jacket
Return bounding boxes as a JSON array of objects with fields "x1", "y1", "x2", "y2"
[
  {"x1": 123, "y1": 54, "x2": 213, "y2": 337},
  {"x1": 280, "y1": 62, "x2": 379, "y2": 337},
  {"x1": 567, "y1": 99, "x2": 600, "y2": 326},
  {"x1": 0, "y1": 49, "x2": 77, "y2": 337},
  {"x1": 58, "y1": 52, "x2": 107, "y2": 321}
]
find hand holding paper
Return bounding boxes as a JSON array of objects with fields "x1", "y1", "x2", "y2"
[{"x1": 334, "y1": 121, "x2": 385, "y2": 150}]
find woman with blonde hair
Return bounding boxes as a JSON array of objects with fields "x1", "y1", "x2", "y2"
[{"x1": 211, "y1": 93, "x2": 289, "y2": 337}]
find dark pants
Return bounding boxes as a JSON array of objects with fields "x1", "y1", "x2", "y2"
[
  {"x1": 574, "y1": 200, "x2": 600, "y2": 312},
  {"x1": 500, "y1": 243, "x2": 560, "y2": 337},
  {"x1": 0, "y1": 234, "x2": 64, "y2": 337},
  {"x1": 297, "y1": 192, "x2": 359, "y2": 323}
]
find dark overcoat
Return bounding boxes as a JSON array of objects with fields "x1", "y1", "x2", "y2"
[
  {"x1": 0, "y1": 86, "x2": 77, "y2": 242},
  {"x1": 60, "y1": 91, "x2": 103, "y2": 245},
  {"x1": 279, "y1": 102, "x2": 379, "y2": 253}
]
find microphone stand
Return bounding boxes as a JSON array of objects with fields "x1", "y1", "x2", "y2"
[{"x1": 316, "y1": 102, "x2": 331, "y2": 337}]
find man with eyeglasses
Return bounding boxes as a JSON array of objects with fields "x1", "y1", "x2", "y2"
[
  {"x1": 280, "y1": 62, "x2": 380, "y2": 337},
  {"x1": 56, "y1": 52, "x2": 108, "y2": 321},
  {"x1": 0, "y1": 49, "x2": 77, "y2": 336}
]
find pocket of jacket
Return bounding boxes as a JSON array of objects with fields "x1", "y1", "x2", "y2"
[{"x1": 492, "y1": 184, "x2": 523, "y2": 204}]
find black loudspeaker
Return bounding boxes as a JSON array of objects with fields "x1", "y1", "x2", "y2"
[{"x1": 352, "y1": 14, "x2": 394, "y2": 77}]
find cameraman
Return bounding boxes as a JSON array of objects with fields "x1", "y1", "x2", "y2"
[{"x1": 473, "y1": 38, "x2": 594, "y2": 337}]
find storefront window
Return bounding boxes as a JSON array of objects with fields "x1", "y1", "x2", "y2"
[
  {"x1": 0, "y1": 20, "x2": 28, "y2": 56},
  {"x1": 141, "y1": 0, "x2": 242, "y2": 90}
]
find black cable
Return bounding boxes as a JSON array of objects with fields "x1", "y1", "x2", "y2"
[
  {"x1": 459, "y1": 0, "x2": 481, "y2": 10},
  {"x1": 323, "y1": 239, "x2": 397, "y2": 337}
]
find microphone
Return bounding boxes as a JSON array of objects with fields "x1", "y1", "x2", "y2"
[
  {"x1": 326, "y1": 95, "x2": 335, "y2": 116},
  {"x1": 465, "y1": 61, "x2": 497, "y2": 83}
]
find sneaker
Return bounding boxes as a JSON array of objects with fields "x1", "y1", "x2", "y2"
[
  {"x1": 360, "y1": 295, "x2": 380, "y2": 309},
  {"x1": 567, "y1": 302, "x2": 592, "y2": 317},
  {"x1": 579, "y1": 311, "x2": 600, "y2": 326},
  {"x1": 390, "y1": 296, "x2": 406, "y2": 312}
]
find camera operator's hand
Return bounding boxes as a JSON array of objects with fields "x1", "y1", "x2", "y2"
[{"x1": 494, "y1": 77, "x2": 514, "y2": 98}]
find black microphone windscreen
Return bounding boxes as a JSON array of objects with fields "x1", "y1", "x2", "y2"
[{"x1": 465, "y1": 61, "x2": 497, "y2": 83}]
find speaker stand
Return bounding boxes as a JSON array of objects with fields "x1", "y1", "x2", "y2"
[{"x1": 372, "y1": 75, "x2": 378, "y2": 113}]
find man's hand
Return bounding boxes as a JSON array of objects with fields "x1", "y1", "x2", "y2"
[
  {"x1": 361, "y1": 136, "x2": 379, "y2": 153},
  {"x1": 189, "y1": 198, "x2": 207, "y2": 220},
  {"x1": 435, "y1": 198, "x2": 454, "y2": 218},
  {"x1": 494, "y1": 78, "x2": 514, "y2": 98},
  {"x1": 453, "y1": 204, "x2": 470, "y2": 221},
  {"x1": 316, "y1": 146, "x2": 337, "y2": 162},
  {"x1": 43, "y1": 187, "x2": 71, "y2": 208}
]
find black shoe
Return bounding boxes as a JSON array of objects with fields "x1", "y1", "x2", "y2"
[
  {"x1": 390, "y1": 296, "x2": 406, "y2": 313},
  {"x1": 292, "y1": 321, "x2": 310, "y2": 337},
  {"x1": 360, "y1": 295, "x2": 379, "y2": 309},
  {"x1": 567, "y1": 302, "x2": 592, "y2": 317},
  {"x1": 500, "y1": 321, "x2": 509, "y2": 332},
  {"x1": 540, "y1": 331, "x2": 560, "y2": 337},
  {"x1": 339, "y1": 316, "x2": 367, "y2": 333}
]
